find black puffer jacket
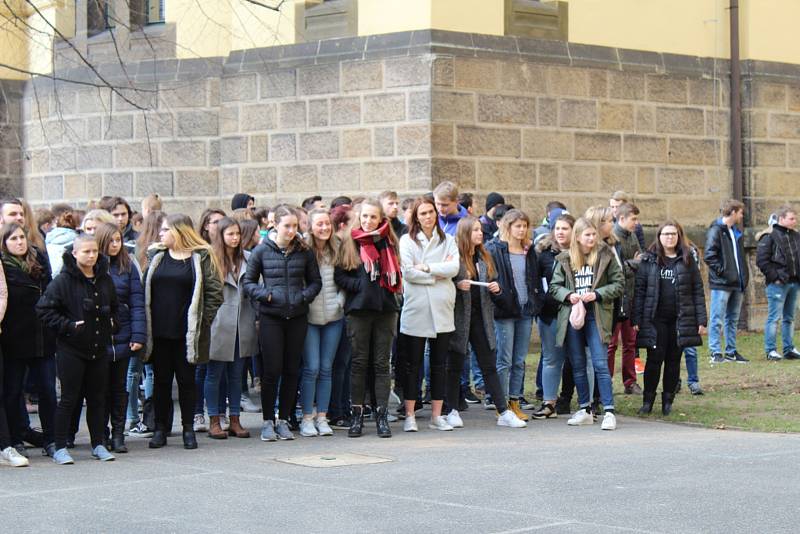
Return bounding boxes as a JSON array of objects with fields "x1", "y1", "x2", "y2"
[
  {"x1": 633, "y1": 251, "x2": 707, "y2": 349},
  {"x1": 0, "y1": 249, "x2": 53, "y2": 359},
  {"x1": 756, "y1": 224, "x2": 800, "y2": 285},
  {"x1": 243, "y1": 237, "x2": 322, "y2": 319},
  {"x1": 704, "y1": 220, "x2": 749, "y2": 290},
  {"x1": 36, "y1": 252, "x2": 119, "y2": 361},
  {"x1": 486, "y1": 239, "x2": 543, "y2": 319},
  {"x1": 334, "y1": 243, "x2": 401, "y2": 315},
  {"x1": 535, "y1": 240, "x2": 561, "y2": 322}
]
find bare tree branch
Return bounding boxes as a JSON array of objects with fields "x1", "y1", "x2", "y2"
[{"x1": 242, "y1": 0, "x2": 287, "y2": 11}]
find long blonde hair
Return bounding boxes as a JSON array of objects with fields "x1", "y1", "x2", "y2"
[
  {"x1": 569, "y1": 217, "x2": 599, "y2": 272},
  {"x1": 165, "y1": 214, "x2": 222, "y2": 280},
  {"x1": 584, "y1": 205, "x2": 617, "y2": 246}
]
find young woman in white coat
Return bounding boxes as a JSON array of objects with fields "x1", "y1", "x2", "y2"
[
  {"x1": 399, "y1": 197, "x2": 460, "y2": 432},
  {"x1": 205, "y1": 217, "x2": 258, "y2": 439},
  {"x1": 300, "y1": 209, "x2": 345, "y2": 437}
]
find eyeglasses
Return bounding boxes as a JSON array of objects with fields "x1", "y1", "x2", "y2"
[{"x1": 660, "y1": 232, "x2": 678, "y2": 237}]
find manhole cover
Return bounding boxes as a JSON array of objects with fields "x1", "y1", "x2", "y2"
[{"x1": 274, "y1": 453, "x2": 393, "y2": 468}]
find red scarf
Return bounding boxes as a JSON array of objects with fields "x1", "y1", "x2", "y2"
[{"x1": 351, "y1": 220, "x2": 402, "y2": 293}]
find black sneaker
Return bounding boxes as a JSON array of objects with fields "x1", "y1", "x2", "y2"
[
  {"x1": 726, "y1": 352, "x2": 750, "y2": 363},
  {"x1": 458, "y1": 397, "x2": 468, "y2": 412},
  {"x1": 784, "y1": 347, "x2": 800, "y2": 360},
  {"x1": 519, "y1": 396, "x2": 537, "y2": 410},
  {"x1": 709, "y1": 353, "x2": 726, "y2": 364},
  {"x1": 483, "y1": 397, "x2": 496, "y2": 410},
  {"x1": 464, "y1": 389, "x2": 480, "y2": 404},
  {"x1": 531, "y1": 403, "x2": 557, "y2": 419},
  {"x1": 555, "y1": 397, "x2": 572, "y2": 415},
  {"x1": 330, "y1": 416, "x2": 351, "y2": 429}
]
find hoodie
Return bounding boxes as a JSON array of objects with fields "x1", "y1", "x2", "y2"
[
  {"x1": 45, "y1": 227, "x2": 78, "y2": 276},
  {"x1": 231, "y1": 193, "x2": 254, "y2": 211},
  {"x1": 438, "y1": 204, "x2": 469, "y2": 236}
]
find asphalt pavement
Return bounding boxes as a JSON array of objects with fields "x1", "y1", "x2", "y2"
[{"x1": 4, "y1": 404, "x2": 800, "y2": 533}]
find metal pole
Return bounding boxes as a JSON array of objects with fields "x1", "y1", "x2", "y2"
[{"x1": 730, "y1": 0, "x2": 743, "y2": 202}]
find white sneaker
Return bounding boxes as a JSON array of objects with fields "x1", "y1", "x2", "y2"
[
  {"x1": 315, "y1": 417, "x2": 333, "y2": 436},
  {"x1": 0, "y1": 446, "x2": 29, "y2": 467},
  {"x1": 567, "y1": 409, "x2": 594, "y2": 426},
  {"x1": 193, "y1": 414, "x2": 208, "y2": 432},
  {"x1": 403, "y1": 415, "x2": 418, "y2": 432},
  {"x1": 428, "y1": 416, "x2": 454, "y2": 431},
  {"x1": 497, "y1": 409, "x2": 527, "y2": 428},
  {"x1": 601, "y1": 412, "x2": 617, "y2": 431},
  {"x1": 299, "y1": 418, "x2": 318, "y2": 437},
  {"x1": 446, "y1": 409, "x2": 464, "y2": 428},
  {"x1": 220, "y1": 415, "x2": 230, "y2": 431}
]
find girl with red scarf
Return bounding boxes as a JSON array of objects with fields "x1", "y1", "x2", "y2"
[{"x1": 334, "y1": 199, "x2": 402, "y2": 438}]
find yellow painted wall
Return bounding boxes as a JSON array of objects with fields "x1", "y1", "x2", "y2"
[
  {"x1": 741, "y1": 0, "x2": 800, "y2": 63},
  {"x1": 168, "y1": 0, "x2": 232, "y2": 59},
  {"x1": 566, "y1": 0, "x2": 731, "y2": 59},
  {"x1": 358, "y1": 0, "x2": 431, "y2": 36},
  {"x1": 430, "y1": 0, "x2": 504, "y2": 35},
  {"x1": 231, "y1": 0, "x2": 295, "y2": 50}
]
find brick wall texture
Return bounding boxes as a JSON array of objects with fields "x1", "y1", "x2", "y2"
[{"x1": 4, "y1": 31, "x2": 800, "y2": 329}]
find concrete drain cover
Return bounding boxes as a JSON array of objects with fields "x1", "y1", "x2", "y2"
[{"x1": 275, "y1": 453, "x2": 393, "y2": 468}]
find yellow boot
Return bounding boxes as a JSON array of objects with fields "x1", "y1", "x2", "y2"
[{"x1": 508, "y1": 399, "x2": 529, "y2": 422}]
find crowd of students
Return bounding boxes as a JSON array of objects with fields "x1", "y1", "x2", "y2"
[{"x1": 0, "y1": 183, "x2": 796, "y2": 468}]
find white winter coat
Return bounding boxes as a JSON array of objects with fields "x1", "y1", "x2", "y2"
[
  {"x1": 307, "y1": 260, "x2": 345, "y2": 325},
  {"x1": 399, "y1": 231, "x2": 460, "y2": 337}
]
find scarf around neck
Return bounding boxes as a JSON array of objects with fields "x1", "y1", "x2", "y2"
[{"x1": 351, "y1": 220, "x2": 401, "y2": 293}]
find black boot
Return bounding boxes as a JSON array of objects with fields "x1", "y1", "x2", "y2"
[
  {"x1": 111, "y1": 433, "x2": 128, "y2": 453},
  {"x1": 554, "y1": 395, "x2": 571, "y2": 415},
  {"x1": 638, "y1": 392, "x2": 656, "y2": 415},
  {"x1": 182, "y1": 424, "x2": 198, "y2": 450},
  {"x1": 148, "y1": 427, "x2": 167, "y2": 448},
  {"x1": 348, "y1": 406, "x2": 364, "y2": 438},
  {"x1": 662, "y1": 392, "x2": 675, "y2": 416},
  {"x1": 376, "y1": 406, "x2": 392, "y2": 438}
]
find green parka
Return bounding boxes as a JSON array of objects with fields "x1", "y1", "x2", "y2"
[{"x1": 548, "y1": 242, "x2": 624, "y2": 347}]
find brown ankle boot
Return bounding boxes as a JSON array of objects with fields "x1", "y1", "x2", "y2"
[
  {"x1": 227, "y1": 415, "x2": 250, "y2": 438},
  {"x1": 208, "y1": 415, "x2": 228, "y2": 439}
]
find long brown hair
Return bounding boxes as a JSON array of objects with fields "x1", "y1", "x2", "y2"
[
  {"x1": 95, "y1": 222, "x2": 133, "y2": 274},
  {"x1": 407, "y1": 197, "x2": 446, "y2": 247},
  {"x1": 649, "y1": 219, "x2": 693, "y2": 266},
  {"x1": 136, "y1": 210, "x2": 165, "y2": 268},
  {"x1": 0, "y1": 223, "x2": 43, "y2": 279},
  {"x1": 335, "y1": 199, "x2": 397, "y2": 271},
  {"x1": 306, "y1": 208, "x2": 339, "y2": 265},
  {"x1": 271, "y1": 205, "x2": 308, "y2": 254},
  {"x1": 211, "y1": 217, "x2": 244, "y2": 280},
  {"x1": 456, "y1": 216, "x2": 496, "y2": 280},
  {"x1": 198, "y1": 208, "x2": 226, "y2": 243},
  {"x1": 21, "y1": 200, "x2": 45, "y2": 251},
  {"x1": 239, "y1": 219, "x2": 260, "y2": 251}
]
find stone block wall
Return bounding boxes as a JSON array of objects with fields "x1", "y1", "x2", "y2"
[{"x1": 0, "y1": 79, "x2": 23, "y2": 197}]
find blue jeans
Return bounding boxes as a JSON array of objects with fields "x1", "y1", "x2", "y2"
[
  {"x1": 684, "y1": 346, "x2": 699, "y2": 385},
  {"x1": 204, "y1": 355, "x2": 244, "y2": 417},
  {"x1": 126, "y1": 356, "x2": 153, "y2": 424},
  {"x1": 328, "y1": 325, "x2": 352, "y2": 419},
  {"x1": 539, "y1": 318, "x2": 567, "y2": 401},
  {"x1": 301, "y1": 319, "x2": 344, "y2": 416},
  {"x1": 708, "y1": 289, "x2": 743, "y2": 355},
  {"x1": 764, "y1": 282, "x2": 800, "y2": 354},
  {"x1": 470, "y1": 346, "x2": 484, "y2": 390},
  {"x1": 565, "y1": 311, "x2": 613, "y2": 409},
  {"x1": 495, "y1": 315, "x2": 534, "y2": 399}
]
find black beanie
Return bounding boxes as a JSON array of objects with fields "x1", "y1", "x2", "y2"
[{"x1": 485, "y1": 192, "x2": 505, "y2": 213}]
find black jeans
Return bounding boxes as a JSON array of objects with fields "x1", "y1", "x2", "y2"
[
  {"x1": 259, "y1": 314, "x2": 308, "y2": 421},
  {"x1": 402, "y1": 332, "x2": 449, "y2": 402},
  {"x1": 4, "y1": 355, "x2": 56, "y2": 446},
  {"x1": 347, "y1": 311, "x2": 397, "y2": 408},
  {"x1": 105, "y1": 358, "x2": 130, "y2": 437},
  {"x1": 54, "y1": 351, "x2": 108, "y2": 449},
  {"x1": 560, "y1": 358, "x2": 574, "y2": 400},
  {"x1": 447, "y1": 312, "x2": 508, "y2": 413},
  {"x1": 152, "y1": 337, "x2": 196, "y2": 430},
  {"x1": 644, "y1": 319, "x2": 682, "y2": 395},
  {"x1": 0, "y1": 353, "x2": 12, "y2": 450}
]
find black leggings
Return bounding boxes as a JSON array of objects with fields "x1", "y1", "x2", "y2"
[
  {"x1": 54, "y1": 351, "x2": 108, "y2": 449},
  {"x1": 259, "y1": 314, "x2": 308, "y2": 421},
  {"x1": 447, "y1": 312, "x2": 508, "y2": 414},
  {"x1": 152, "y1": 337, "x2": 195, "y2": 430},
  {"x1": 644, "y1": 320, "x2": 682, "y2": 395},
  {"x1": 401, "y1": 332, "x2": 450, "y2": 402},
  {"x1": 105, "y1": 358, "x2": 130, "y2": 437},
  {"x1": 0, "y1": 354, "x2": 12, "y2": 449}
]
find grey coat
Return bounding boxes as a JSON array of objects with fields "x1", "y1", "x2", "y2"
[
  {"x1": 448, "y1": 260, "x2": 498, "y2": 356},
  {"x1": 209, "y1": 251, "x2": 259, "y2": 362}
]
